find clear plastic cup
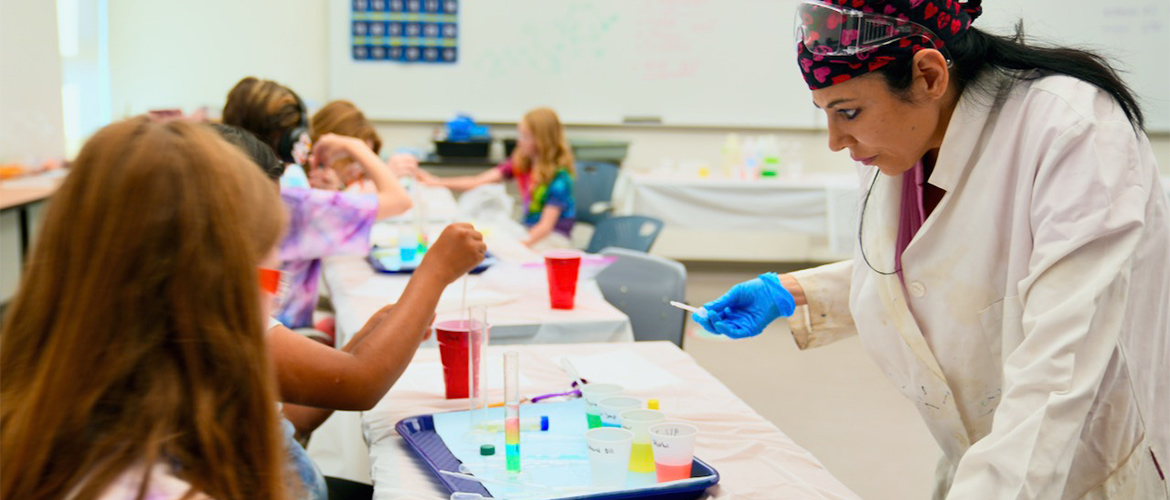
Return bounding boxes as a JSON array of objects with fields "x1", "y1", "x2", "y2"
[
  {"x1": 650, "y1": 422, "x2": 699, "y2": 483},
  {"x1": 620, "y1": 409, "x2": 665, "y2": 473},
  {"x1": 598, "y1": 396, "x2": 642, "y2": 428},
  {"x1": 580, "y1": 383, "x2": 622, "y2": 429},
  {"x1": 585, "y1": 427, "x2": 634, "y2": 489}
]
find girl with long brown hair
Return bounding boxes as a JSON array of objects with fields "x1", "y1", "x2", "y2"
[
  {"x1": 1, "y1": 117, "x2": 291, "y2": 499},
  {"x1": 419, "y1": 107, "x2": 577, "y2": 249}
]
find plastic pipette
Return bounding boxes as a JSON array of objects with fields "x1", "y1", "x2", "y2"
[
  {"x1": 559, "y1": 358, "x2": 587, "y2": 389},
  {"x1": 670, "y1": 301, "x2": 707, "y2": 317}
]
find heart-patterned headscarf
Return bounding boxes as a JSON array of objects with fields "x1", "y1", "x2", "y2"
[{"x1": 797, "y1": 0, "x2": 983, "y2": 89}]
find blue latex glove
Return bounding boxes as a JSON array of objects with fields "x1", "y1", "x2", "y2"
[{"x1": 693, "y1": 273, "x2": 795, "y2": 339}]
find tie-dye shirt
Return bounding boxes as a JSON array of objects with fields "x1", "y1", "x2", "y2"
[
  {"x1": 497, "y1": 160, "x2": 575, "y2": 237},
  {"x1": 276, "y1": 187, "x2": 378, "y2": 328}
]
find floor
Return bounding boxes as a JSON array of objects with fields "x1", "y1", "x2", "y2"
[{"x1": 680, "y1": 263, "x2": 941, "y2": 500}]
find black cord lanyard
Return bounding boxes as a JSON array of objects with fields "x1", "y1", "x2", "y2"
[{"x1": 858, "y1": 168, "x2": 900, "y2": 276}]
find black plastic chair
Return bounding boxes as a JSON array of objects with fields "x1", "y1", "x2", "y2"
[
  {"x1": 586, "y1": 215, "x2": 664, "y2": 254},
  {"x1": 596, "y1": 247, "x2": 687, "y2": 346},
  {"x1": 573, "y1": 161, "x2": 620, "y2": 226}
]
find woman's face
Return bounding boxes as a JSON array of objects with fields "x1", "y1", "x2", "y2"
[
  {"x1": 517, "y1": 122, "x2": 539, "y2": 159},
  {"x1": 811, "y1": 74, "x2": 945, "y2": 176}
]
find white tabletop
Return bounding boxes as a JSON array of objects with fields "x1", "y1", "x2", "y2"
[
  {"x1": 322, "y1": 224, "x2": 633, "y2": 347},
  {"x1": 361, "y1": 342, "x2": 863, "y2": 500}
]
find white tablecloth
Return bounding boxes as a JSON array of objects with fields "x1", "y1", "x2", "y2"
[
  {"x1": 384, "y1": 183, "x2": 461, "y2": 223},
  {"x1": 362, "y1": 342, "x2": 863, "y2": 500},
  {"x1": 310, "y1": 200, "x2": 634, "y2": 483},
  {"x1": 612, "y1": 172, "x2": 860, "y2": 257},
  {"x1": 323, "y1": 224, "x2": 633, "y2": 347}
]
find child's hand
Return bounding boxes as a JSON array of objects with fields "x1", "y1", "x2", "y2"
[
  {"x1": 417, "y1": 223, "x2": 487, "y2": 284},
  {"x1": 309, "y1": 133, "x2": 361, "y2": 170},
  {"x1": 308, "y1": 166, "x2": 344, "y2": 191},
  {"x1": 415, "y1": 169, "x2": 441, "y2": 186},
  {"x1": 387, "y1": 153, "x2": 420, "y2": 177}
]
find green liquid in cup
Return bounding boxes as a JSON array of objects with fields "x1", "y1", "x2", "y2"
[{"x1": 586, "y1": 413, "x2": 602, "y2": 429}]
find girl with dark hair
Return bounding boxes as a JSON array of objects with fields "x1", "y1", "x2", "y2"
[{"x1": 697, "y1": 1, "x2": 1168, "y2": 497}]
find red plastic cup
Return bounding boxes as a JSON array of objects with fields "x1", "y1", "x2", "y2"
[
  {"x1": 545, "y1": 250, "x2": 582, "y2": 310},
  {"x1": 435, "y1": 319, "x2": 485, "y2": 399}
]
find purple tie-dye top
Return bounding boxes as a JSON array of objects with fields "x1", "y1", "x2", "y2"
[{"x1": 276, "y1": 187, "x2": 378, "y2": 328}]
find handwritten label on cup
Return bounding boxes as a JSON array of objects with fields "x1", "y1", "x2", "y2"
[{"x1": 588, "y1": 444, "x2": 617, "y2": 456}]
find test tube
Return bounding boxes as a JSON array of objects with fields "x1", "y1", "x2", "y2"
[
  {"x1": 504, "y1": 351, "x2": 521, "y2": 473},
  {"x1": 467, "y1": 308, "x2": 490, "y2": 434}
]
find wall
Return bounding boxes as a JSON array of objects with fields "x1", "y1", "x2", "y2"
[
  {"x1": 106, "y1": 1, "x2": 1170, "y2": 175},
  {"x1": 1, "y1": 0, "x2": 66, "y2": 162},
  {"x1": 1, "y1": 0, "x2": 65, "y2": 304},
  {"x1": 107, "y1": 0, "x2": 330, "y2": 118}
]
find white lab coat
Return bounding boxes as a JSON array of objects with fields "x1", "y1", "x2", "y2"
[{"x1": 788, "y1": 73, "x2": 1170, "y2": 499}]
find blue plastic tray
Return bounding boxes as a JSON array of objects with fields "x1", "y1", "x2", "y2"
[
  {"x1": 396, "y1": 414, "x2": 720, "y2": 500},
  {"x1": 369, "y1": 247, "x2": 496, "y2": 274}
]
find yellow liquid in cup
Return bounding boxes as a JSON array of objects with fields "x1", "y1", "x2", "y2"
[{"x1": 629, "y1": 442, "x2": 655, "y2": 473}]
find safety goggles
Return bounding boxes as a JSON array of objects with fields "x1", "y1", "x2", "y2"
[{"x1": 794, "y1": 0, "x2": 945, "y2": 58}]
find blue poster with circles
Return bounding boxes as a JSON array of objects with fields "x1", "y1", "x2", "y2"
[{"x1": 351, "y1": 0, "x2": 458, "y2": 63}]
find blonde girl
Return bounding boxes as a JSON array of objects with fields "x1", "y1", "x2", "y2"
[{"x1": 419, "y1": 107, "x2": 576, "y2": 248}]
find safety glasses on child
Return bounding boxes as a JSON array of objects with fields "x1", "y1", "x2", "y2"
[{"x1": 794, "y1": 0, "x2": 947, "y2": 58}]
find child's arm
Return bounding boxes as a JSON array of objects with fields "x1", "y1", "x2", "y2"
[
  {"x1": 312, "y1": 133, "x2": 412, "y2": 218},
  {"x1": 523, "y1": 205, "x2": 562, "y2": 247},
  {"x1": 268, "y1": 224, "x2": 487, "y2": 413},
  {"x1": 418, "y1": 167, "x2": 504, "y2": 192}
]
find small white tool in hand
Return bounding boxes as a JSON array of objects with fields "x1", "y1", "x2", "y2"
[{"x1": 670, "y1": 301, "x2": 707, "y2": 317}]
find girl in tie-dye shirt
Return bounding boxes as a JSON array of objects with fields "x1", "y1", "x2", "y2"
[{"x1": 418, "y1": 108, "x2": 576, "y2": 250}]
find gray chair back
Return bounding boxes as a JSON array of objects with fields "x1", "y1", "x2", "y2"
[
  {"x1": 586, "y1": 215, "x2": 664, "y2": 254},
  {"x1": 573, "y1": 161, "x2": 620, "y2": 226},
  {"x1": 596, "y1": 247, "x2": 687, "y2": 346}
]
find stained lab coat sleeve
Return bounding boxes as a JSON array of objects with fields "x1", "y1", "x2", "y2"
[
  {"x1": 786, "y1": 260, "x2": 857, "y2": 349},
  {"x1": 946, "y1": 117, "x2": 1151, "y2": 499}
]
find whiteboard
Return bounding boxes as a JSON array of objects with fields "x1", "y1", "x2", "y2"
[
  {"x1": 329, "y1": 0, "x2": 818, "y2": 128},
  {"x1": 329, "y1": 0, "x2": 1169, "y2": 131},
  {"x1": 977, "y1": 0, "x2": 1169, "y2": 132}
]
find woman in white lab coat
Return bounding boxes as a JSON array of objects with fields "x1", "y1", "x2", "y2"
[{"x1": 696, "y1": 1, "x2": 1169, "y2": 498}]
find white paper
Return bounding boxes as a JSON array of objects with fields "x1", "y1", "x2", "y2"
[{"x1": 554, "y1": 351, "x2": 681, "y2": 391}]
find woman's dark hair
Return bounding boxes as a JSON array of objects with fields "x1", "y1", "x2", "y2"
[
  {"x1": 210, "y1": 123, "x2": 284, "y2": 182},
  {"x1": 878, "y1": 23, "x2": 1145, "y2": 129}
]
